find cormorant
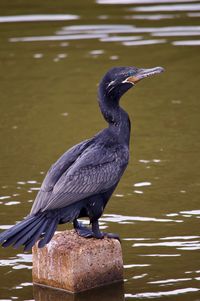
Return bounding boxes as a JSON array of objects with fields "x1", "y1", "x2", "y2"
[{"x1": 0, "y1": 66, "x2": 164, "y2": 251}]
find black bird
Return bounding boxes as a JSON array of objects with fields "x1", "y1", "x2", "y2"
[{"x1": 0, "y1": 66, "x2": 164, "y2": 251}]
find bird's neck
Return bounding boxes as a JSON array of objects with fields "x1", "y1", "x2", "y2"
[{"x1": 98, "y1": 94, "x2": 131, "y2": 146}]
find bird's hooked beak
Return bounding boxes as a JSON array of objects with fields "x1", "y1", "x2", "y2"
[{"x1": 124, "y1": 66, "x2": 165, "y2": 85}]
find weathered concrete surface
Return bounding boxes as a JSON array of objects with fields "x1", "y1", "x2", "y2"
[{"x1": 32, "y1": 230, "x2": 123, "y2": 293}]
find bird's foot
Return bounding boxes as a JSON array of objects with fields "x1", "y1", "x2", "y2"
[
  {"x1": 93, "y1": 232, "x2": 104, "y2": 239},
  {"x1": 73, "y1": 220, "x2": 94, "y2": 238},
  {"x1": 102, "y1": 232, "x2": 121, "y2": 242},
  {"x1": 92, "y1": 221, "x2": 120, "y2": 241},
  {"x1": 74, "y1": 220, "x2": 120, "y2": 241},
  {"x1": 93, "y1": 232, "x2": 120, "y2": 241}
]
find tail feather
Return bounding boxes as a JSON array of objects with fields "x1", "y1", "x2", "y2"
[
  {"x1": 23, "y1": 219, "x2": 49, "y2": 251},
  {"x1": 0, "y1": 216, "x2": 37, "y2": 244},
  {"x1": 1, "y1": 215, "x2": 44, "y2": 248},
  {"x1": 12, "y1": 216, "x2": 46, "y2": 249},
  {"x1": 0, "y1": 202, "x2": 82, "y2": 250},
  {"x1": 0, "y1": 213, "x2": 57, "y2": 251},
  {"x1": 38, "y1": 218, "x2": 59, "y2": 248}
]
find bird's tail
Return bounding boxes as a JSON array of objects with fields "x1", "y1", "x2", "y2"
[{"x1": 0, "y1": 211, "x2": 60, "y2": 251}]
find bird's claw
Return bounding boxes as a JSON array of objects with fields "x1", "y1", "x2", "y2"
[
  {"x1": 74, "y1": 220, "x2": 120, "y2": 242},
  {"x1": 102, "y1": 232, "x2": 121, "y2": 242},
  {"x1": 74, "y1": 221, "x2": 94, "y2": 238}
]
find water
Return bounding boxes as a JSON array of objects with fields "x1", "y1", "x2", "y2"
[{"x1": 0, "y1": 0, "x2": 199, "y2": 300}]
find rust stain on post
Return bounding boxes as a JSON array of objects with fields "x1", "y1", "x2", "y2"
[{"x1": 32, "y1": 230, "x2": 123, "y2": 293}]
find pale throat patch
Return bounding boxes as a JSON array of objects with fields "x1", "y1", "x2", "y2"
[
  {"x1": 122, "y1": 76, "x2": 140, "y2": 85},
  {"x1": 107, "y1": 75, "x2": 139, "y2": 91}
]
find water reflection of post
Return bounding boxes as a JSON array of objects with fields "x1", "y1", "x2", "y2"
[{"x1": 33, "y1": 282, "x2": 125, "y2": 301}]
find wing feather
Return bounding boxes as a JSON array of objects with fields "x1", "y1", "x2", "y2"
[
  {"x1": 41, "y1": 146, "x2": 129, "y2": 211},
  {"x1": 31, "y1": 135, "x2": 129, "y2": 215},
  {"x1": 30, "y1": 138, "x2": 92, "y2": 215},
  {"x1": 41, "y1": 138, "x2": 92, "y2": 192}
]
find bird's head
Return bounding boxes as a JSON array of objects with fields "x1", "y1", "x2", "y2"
[{"x1": 99, "y1": 66, "x2": 164, "y2": 101}]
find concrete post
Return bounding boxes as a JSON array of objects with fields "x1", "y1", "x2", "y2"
[{"x1": 32, "y1": 230, "x2": 123, "y2": 293}]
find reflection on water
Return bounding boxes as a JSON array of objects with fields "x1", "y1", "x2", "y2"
[
  {"x1": 0, "y1": 14, "x2": 79, "y2": 23},
  {"x1": 97, "y1": 0, "x2": 199, "y2": 3},
  {"x1": 133, "y1": 238, "x2": 200, "y2": 249},
  {"x1": 128, "y1": 14, "x2": 177, "y2": 20},
  {"x1": 102, "y1": 214, "x2": 183, "y2": 223},
  {"x1": 0, "y1": 253, "x2": 32, "y2": 270},
  {"x1": 8, "y1": 23, "x2": 200, "y2": 46},
  {"x1": 173, "y1": 40, "x2": 200, "y2": 45},
  {"x1": 123, "y1": 39, "x2": 166, "y2": 45},
  {"x1": 126, "y1": 287, "x2": 200, "y2": 299},
  {"x1": 34, "y1": 282, "x2": 124, "y2": 301},
  {"x1": 0, "y1": 0, "x2": 200, "y2": 300},
  {"x1": 130, "y1": 3, "x2": 200, "y2": 11}
]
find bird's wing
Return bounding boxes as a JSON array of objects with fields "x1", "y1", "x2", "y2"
[
  {"x1": 40, "y1": 144, "x2": 129, "y2": 211},
  {"x1": 30, "y1": 138, "x2": 93, "y2": 214},
  {"x1": 40, "y1": 138, "x2": 93, "y2": 192}
]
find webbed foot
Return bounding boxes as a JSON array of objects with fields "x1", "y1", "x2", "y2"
[
  {"x1": 73, "y1": 220, "x2": 93, "y2": 238},
  {"x1": 103, "y1": 232, "x2": 121, "y2": 242},
  {"x1": 73, "y1": 219, "x2": 120, "y2": 242},
  {"x1": 92, "y1": 220, "x2": 120, "y2": 241}
]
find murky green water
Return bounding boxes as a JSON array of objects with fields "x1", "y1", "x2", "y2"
[{"x1": 0, "y1": 0, "x2": 200, "y2": 300}]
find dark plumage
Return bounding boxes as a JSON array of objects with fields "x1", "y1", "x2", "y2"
[{"x1": 0, "y1": 66, "x2": 164, "y2": 251}]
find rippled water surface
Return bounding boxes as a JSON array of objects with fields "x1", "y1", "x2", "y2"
[{"x1": 0, "y1": 0, "x2": 200, "y2": 300}]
